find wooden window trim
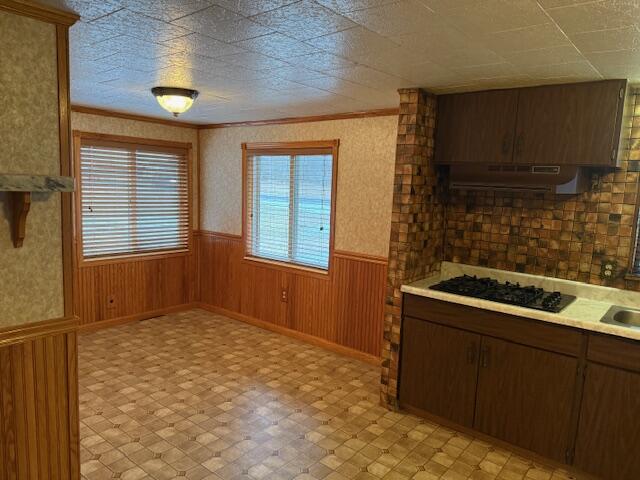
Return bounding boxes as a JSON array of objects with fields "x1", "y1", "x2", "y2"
[
  {"x1": 241, "y1": 140, "x2": 339, "y2": 279},
  {"x1": 73, "y1": 131, "x2": 193, "y2": 267}
]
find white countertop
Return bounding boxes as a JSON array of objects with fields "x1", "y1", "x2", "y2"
[{"x1": 401, "y1": 263, "x2": 640, "y2": 342}]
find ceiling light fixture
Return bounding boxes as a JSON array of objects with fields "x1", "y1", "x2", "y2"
[{"x1": 151, "y1": 87, "x2": 199, "y2": 117}]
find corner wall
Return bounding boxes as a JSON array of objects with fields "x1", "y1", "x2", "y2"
[
  {"x1": 0, "y1": 4, "x2": 80, "y2": 479},
  {"x1": 0, "y1": 10, "x2": 63, "y2": 327},
  {"x1": 70, "y1": 112, "x2": 200, "y2": 329},
  {"x1": 197, "y1": 115, "x2": 398, "y2": 358},
  {"x1": 381, "y1": 88, "x2": 443, "y2": 407}
]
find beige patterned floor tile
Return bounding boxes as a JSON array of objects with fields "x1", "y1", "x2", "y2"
[{"x1": 79, "y1": 310, "x2": 590, "y2": 480}]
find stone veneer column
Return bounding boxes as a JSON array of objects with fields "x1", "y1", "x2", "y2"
[{"x1": 381, "y1": 88, "x2": 444, "y2": 408}]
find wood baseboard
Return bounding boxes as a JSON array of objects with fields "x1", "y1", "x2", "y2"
[
  {"x1": 78, "y1": 304, "x2": 197, "y2": 333},
  {"x1": 195, "y1": 302, "x2": 381, "y2": 366}
]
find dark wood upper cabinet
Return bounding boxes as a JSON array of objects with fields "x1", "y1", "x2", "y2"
[
  {"x1": 473, "y1": 336, "x2": 578, "y2": 462},
  {"x1": 399, "y1": 317, "x2": 480, "y2": 427},
  {"x1": 435, "y1": 89, "x2": 518, "y2": 164},
  {"x1": 435, "y1": 79, "x2": 627, "y2": 166},
  {"x1": 514, "y1": 80, "x2": 627, "y2": 165},
  {"x1": 574, "y1": 363, "x2": 640, "y2": 480}
]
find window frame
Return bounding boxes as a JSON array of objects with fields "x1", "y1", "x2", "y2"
[
  {"x1": 241, "y1": 140, "x2": 339, "y2": 278},
  {"x1": 73, "y1": 131, "x2": 193, "y2": 266}
]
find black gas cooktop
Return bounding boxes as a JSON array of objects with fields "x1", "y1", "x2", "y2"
[{"x1": 429, "y1": 275, "x2": 576, "y2": 313}]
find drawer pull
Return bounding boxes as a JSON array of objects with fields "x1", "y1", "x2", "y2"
[{"x1": 481, "y1": 346, "x2": 490, "y2": 368}]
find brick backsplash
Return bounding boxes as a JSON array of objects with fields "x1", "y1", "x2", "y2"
[{"x1": 444, "y1": 90, "x2": 640, "y2": 291}]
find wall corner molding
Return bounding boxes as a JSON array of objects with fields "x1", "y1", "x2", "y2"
[
  {"x1": 198, "y1": 108, "x2": 400, "y2": 129},
  {"x1": 0, "y1": 0, "x2": 79, "y2": 25},
  {"x1": 71, "y1": 105, "x2": 202, "y2": 129}
]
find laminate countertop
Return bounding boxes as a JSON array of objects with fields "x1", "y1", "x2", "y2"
[{"x1": 401, "y1": 262, "x2": 640, "y2": 342}]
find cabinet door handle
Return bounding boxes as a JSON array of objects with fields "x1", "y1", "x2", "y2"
[
  {"x1": 467, "y1": 343, "x2": 477, "y2": 364},
  {"x1": 501, "y1": 132, "x2": 512, "y2": 155},
  {"x1": 480, "y1": 346, "x2": 490, "y2": 368},
  {"x1": 515, "y1": 134, "x2": 524, "y2": 156}
]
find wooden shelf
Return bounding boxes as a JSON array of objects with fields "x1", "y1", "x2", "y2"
[{"x1": 0, "y1": 174, "x2": 74, "y2": 247}]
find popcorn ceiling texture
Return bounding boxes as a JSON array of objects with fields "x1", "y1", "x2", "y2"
[
  {"x1": 444, "y1": 89, "x2": 640, "y2": 291},
  {"x1": 381, "y1": 89, "x2": 443, "y2": 408},
  {"x1": 0, "y1": 11, "x2": 63, "y2": 327}
]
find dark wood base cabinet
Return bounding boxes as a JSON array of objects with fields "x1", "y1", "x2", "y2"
[
  {"x1": 474, "y1": 336, "x2": 578, "y2": 463},
  {"x1": 400, "y1": 294, "x2": 640, "y2": 480}
]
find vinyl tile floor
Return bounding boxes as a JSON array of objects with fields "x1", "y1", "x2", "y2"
[{"x1": 79, "y1": 309, "x2": 589, "y2": 480}]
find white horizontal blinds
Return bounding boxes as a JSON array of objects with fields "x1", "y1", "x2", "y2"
[
  {"x1": 80, "y1": 141, "x2": 189, "y2": 258},
  {"x1": 246, "y1": 149, "x2": 333, "y2": 270},
  {"x1": 292, "y1": 154, "x2": 332, "y2": 268},
  {"x1": 248, "y1": 154, "x2": 291, "y2": 263}
]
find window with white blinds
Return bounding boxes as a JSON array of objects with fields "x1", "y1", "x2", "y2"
[
  {"x1": 78, "y1": 139, "x2": 189, "y2": 259},
  {"x1": 245, "y1": 143, "x2": 336, "y2": 271}
]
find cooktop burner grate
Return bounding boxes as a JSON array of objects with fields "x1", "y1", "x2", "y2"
[{"x1": 429, "y1": 275, "x2": 576, "y2": 313}]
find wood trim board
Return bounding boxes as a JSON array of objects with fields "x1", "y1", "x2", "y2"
[
  {"x1": 71, "y1": 105, "x2": 200, "y2": 129},
  {"x1": 0, "y1": 0, "x2": 78, "y2": 26},
  {"x1": 57, "y1": 24, "x2": 74, "y2": 318},
  {"x1": 199, "y1": 108, "x2": 400, "y2": 129},
  {"x1": 70, "y1": 105, "x2": 400, "y2": 130}
]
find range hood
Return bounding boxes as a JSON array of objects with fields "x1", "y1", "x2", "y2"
[{"x1": 448, "y1": 164, "x2": 590, "y2": 194}]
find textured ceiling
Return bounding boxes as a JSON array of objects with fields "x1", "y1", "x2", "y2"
[{"x1": 41, "y1": 0, "x2": 640, "y2": 124}]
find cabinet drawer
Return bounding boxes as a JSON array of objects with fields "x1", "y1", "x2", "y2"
[
  {"x1": 403, "y1": 294, "x2": 583, "y2": 356},
  {"x1": 588, "y1": 333, "x2": 640, "y2": 373}
]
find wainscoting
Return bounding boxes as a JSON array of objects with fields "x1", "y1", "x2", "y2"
[
  {"x1": 195, "y1": 231, "x2": 386, "y2": 360},
  {"x1": 0, "y1": 317, "x2": 79, "y2": 480},
  {"x1": 74, "y1": 253, "x2": 197, "y2": 331}
]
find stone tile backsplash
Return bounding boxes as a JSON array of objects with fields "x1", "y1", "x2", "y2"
[{"x1": 444, "y1": 90, "x2": 640, "y2": 291}]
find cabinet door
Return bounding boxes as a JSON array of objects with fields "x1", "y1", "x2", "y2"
[
  {"x1": 574, "y1": 363, "x2": 640, "y2": 480},
  {"x1": 474, "y1": 337, "x2": 578, "y2": 462},
  {"x1": 514, "y1": 80, "x2": 625, "y2": 165},
  {"x1": 435, "y1": 89, "x2": 518, "y2": 164},
  {"x1": 399, "y1": 317, "x2": 480, "y2": 427}
]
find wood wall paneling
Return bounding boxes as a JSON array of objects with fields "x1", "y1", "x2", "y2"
[
  {"x1": 196, "y1": 231, "x2": 385, "y2": 358},
  {"x1": 0, "y1": 319, "x2": 79, "y2": 480},
  {"x1": 75, "y1": 254, "x2": 196, "y2": 328}
]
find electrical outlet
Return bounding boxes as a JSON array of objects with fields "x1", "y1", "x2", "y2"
[
  {"x1": 600, "y1": 261, "x2": 618, "y2": 282},
  {"x1": 281, "y1": 289, "x2": 288, "y2": 303}
]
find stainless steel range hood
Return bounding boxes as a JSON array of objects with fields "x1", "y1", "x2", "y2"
[{"x1": 448, "y1": 164, "x2": 591, "y2": 194}]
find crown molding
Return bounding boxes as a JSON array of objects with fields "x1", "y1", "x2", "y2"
[
  {"x1": 71, "y1": 105, "x2": 201, "y2": 129},
  {"x1": 198, "y1": 108, "x2": 400, "y2": 129},
  {"x1": 0, "y1": 0, "x2": 79, "y2": 26},
  {"x1": 70, "y1": 105, "x2": 401, "y2": 130}
]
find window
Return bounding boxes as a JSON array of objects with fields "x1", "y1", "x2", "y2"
[
  {"x1": 75, "y1": 133, "x2": 190, "y2": 260},
  {"x1": 243, "y1": 141, "x2": 337, "y2": 271}
]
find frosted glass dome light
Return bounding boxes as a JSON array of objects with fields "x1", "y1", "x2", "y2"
[{"x1": 151, "y1": 87, "x2": 199, "y2": 117}]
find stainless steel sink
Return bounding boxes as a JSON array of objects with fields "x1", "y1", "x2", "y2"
[{"x1": 601, "y1": 306, "x2": 640, "y2": 329}]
